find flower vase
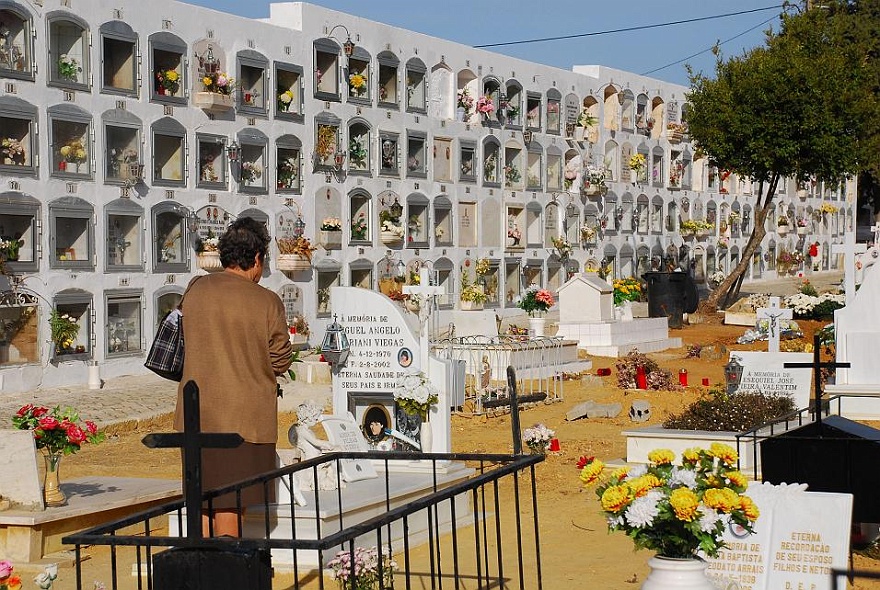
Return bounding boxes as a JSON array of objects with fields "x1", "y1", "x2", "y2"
[
  {"x1": 641, "y1": 556, "x2": 714, "y2": 590},
  {"x1": 777, "y1": 226, "x2": 789, "y2": 237},
  {"x1": 529, "y1": 316, "x2": 546, "y2": 338},
  {"x1": 380, "y1": 230, "x2": 403, "y2": 246},
  {"x1": 43, "y1": 452, "x2": 66, "y2": 507},
  {"x1": 196, "y1": 251, "x2": 223, "y2": 272},
  {"x1": 319, "y1": 230, "x2": 342, "y2": 250},
  {"x1": 797, "y1": 226, "x2": 808, "y2": 236},
  {"x1": 277, "y1": 254, "x2": 311, "y2": 272},
  {"x1": 419, "y1": 420, "x2": 432, "y2": 454},
  {"x1": 460, "y1": 300, "x2": 483, "y2": 311},
  {"x1": 456, "y1": 107, "x2": 466, "y2": 121}
]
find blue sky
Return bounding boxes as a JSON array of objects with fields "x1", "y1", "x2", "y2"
[{"x1": 181, "y1": 1, "x2": 783, "y2": 86}]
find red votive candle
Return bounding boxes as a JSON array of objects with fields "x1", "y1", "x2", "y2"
[
  {"x1": 549, "y1": 438, "x2": 560, "y2": 452},
  {"x1": 636, "y1": 365, "x2": 648, "y2": 389},
  {"x1": 678, "y1": 368, "x2": 688, "y2": 387},
  {"x1": 702, "y1": 377, "x2": 710, "y2": 386}
]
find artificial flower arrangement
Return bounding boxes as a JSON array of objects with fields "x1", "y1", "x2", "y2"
[
  {"x1": 0, "y1": 238, "x2": 22, "y2": 261},
  {"x1": 483, "y1": 152, "x2": 497, "y2": 180},
  {"x1": 577, "y1": 444, "x2": 759, "y2": 559},
  {"x1": 200, "y1": 154, "x2": 219, "y2": 183},
  {"x1": 379, "y1": 209, "x2": 404, "y2": 238},
  {"x1": 475, "y1": 257, "x2": 491, "y2": 277},
  {"x1": 393, "y1": 370, "x2": 439, "y2": 421},
  {"x1": 13, "y1": 404, "x2": 104, "y2": 457},
  {"x1": 276, "y1": 236, "x2": 317, "y2": 262},
  {"x1": 155, "y1": 68, "x2": 180, "y2": 95},
  {"x1": 277, "y1": 89, "x2": 295, "y2": 112},
  {"x1": 348, "y1": 136, "x2": 368, "y2": 168},
  {"x1": 504, "y1": 164, "x2": 521, "y2": 185},
  {"x1": 819, "y1": 202, "x2": 838, "y2": 215},
  {"x1": 327, "y1": 546, "x2": 396, "y2": 590},
  {"x1": 716, "y1": 236, "x2": 730, "y2": 250},
  {"x1": 796, "y1": 217, "x2": 808, "y2": 228},
  {"x1": 522, "y1": 423, "x2": 555, "y2": 454},
  {"x1": 667, "y1": 122, "x2": 688, "y2": 135},
  {"x1": 612, "y1": 277, "x2": 643, "y2": 306},
  {"x1": 407, "y1": 214, "x2": 422, "y2": 239},
  {"x1": 628, "y1": 153, "x2": 646, "y2": 173},
  {"x1": 59, "y1": 138, "x2": 87, "y2": 164},
  {"x1": 679, "y1": 219, "x2": 714, "y2": 233},
  {"x1": 460, "y1": 283, "x2": 488, "y2": 304},
  {"x1": 551, "y1": 236, "x2": 573, "y2": 259},
  {"x1": 350, "y1": 212, "x2": 368, "y2": 241},
  {"x1": 476, "y1": 95, "x2": 495, "y2": 115},
  {"x1": 577, "y1": 108, "x2": 597, "y2": 128},
  {"x1": 502, "y1": 100, "x2": 519, "y2": 120},
  {"x1": 201, "y1": 70, "x2": 234, "y2": 95},
  {"x1": 277, "y1": 156, "x2": 298, "y2": 189},
  {"x1": 516, "y1": 285, "x2": 555, "y2": 317},
  {"x1": 348, "y1": 72, "x2": 367, "y2": 97},
  {"x1": 669, "y1": 161, "x2": 684, "y2": 186},
  {"x1": 315, "y1": 125, "x2": 337, "y2": 162},
  {"x1": 57, "y1": 54, "x2": 79, "y2": 81},
  {"x1": 709, "y1": 270, "x2": 726, "y2": 287},
  {"x1": 240, "y1": 161, "x2": 263, "y2": 184},
  {"x1": 195, "y1": 229, "x2": 220, "y2": 253},
  {"x1": 580, "y1": 223, "x2": 598, "y2": 242},
  {"x1": 320, "y1": 217, "x2": 343, "y2": 232},
  {"x1": 457, "y1": 87, "x2": 474, "y2": 118},
  {"x1": 1, "y1": 137, "x2": 25, "y2": 165},
  {"x1": 777, "y1": 215, "x2": 790, "y2": 227},
  {"x1": 49, "y1": 309, "x2": 80, "y2": 354},
  {"x1": 584, "y1": 164, "x2": 607, "y2": 188}
]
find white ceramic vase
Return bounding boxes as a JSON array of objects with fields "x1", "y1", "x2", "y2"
[
  {"x1": 419, "y1": 421, "x2": 432, "y2": 454},
  {"x1": 529, "y1": 316, "x2": 546, "y2": 338},
  {"x1": 641, "y1": 556, "x2": 715, "y2": 590}
]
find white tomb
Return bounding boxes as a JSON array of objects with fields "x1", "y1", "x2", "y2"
[
  {"x1": 554, "y1": 273, "x2": 681, "y2": 357},
  {"x1": 825, "y1": 250, "x2": 880, "y2": 418}
]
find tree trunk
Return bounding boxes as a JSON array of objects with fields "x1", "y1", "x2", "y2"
[{"x1": 703, "y1": 176, "x2": 779, "y2": 311}]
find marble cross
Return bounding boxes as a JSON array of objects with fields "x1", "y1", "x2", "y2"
[
  {"x1": 831, "y1": 231, "x2": 866, "y2": 302},
  {"x1": 756, "y1": 296, "x2": 793, "y2": 354},
  {"x1": 403, "y1": 267, "x2": 444, "y2": 368}
]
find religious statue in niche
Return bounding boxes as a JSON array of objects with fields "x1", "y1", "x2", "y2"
[{"x1": 291, "y1": 401, "x2": 340, "y2": 490}]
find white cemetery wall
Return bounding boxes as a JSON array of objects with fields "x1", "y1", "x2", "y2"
[{"x1": 731, "y1": 352, "x2": 813, "y2": 411}]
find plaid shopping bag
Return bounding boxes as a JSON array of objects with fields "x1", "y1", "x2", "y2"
[{"x1": 144, "y1": 309, "x2": 184, "y2": 381}]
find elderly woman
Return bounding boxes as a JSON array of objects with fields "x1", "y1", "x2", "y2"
[{"x1": 174, "y1": 217, "x2": 293, "y2": 537}]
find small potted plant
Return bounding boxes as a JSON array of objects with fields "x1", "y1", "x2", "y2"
[
  {"x1": 276, "y1": 236, "x2": 317, "y2": 272},
  {"x1": 319, "y1": 217, "x2": 343, "y2": 250},
  {"x1": 195, "y1": 230, "x2": 222, "y2": 272},
  {"x1": 522, "y1": 423, "x2": 555, "y2": 455}
]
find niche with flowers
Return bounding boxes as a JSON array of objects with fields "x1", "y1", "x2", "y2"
[
  {"x1": 347, "y1": 49, "x2": 370, "y2": 103},
  {"x1": 434, "y1": 196, "x2": 453, "y2": 246},
  {"x1": 50, "y1": 197, "x2": 94, "y2": 269},
  {"x1": 237, "y1": 50, "x2": 269, "y2": 114},
  {"x1": 276, "y1": 135, "x2": 302, "y2": 193},
  {"x1": 49, "y1": 14, "x2": 89, "y2": 88},
  {"x1": 406, "y1": 131, "x2": 426, "y2": 177},
  {"x1": 0, "y1": 5, "x2": 33, "y2": 79},
  {"x1": 0, "y1": 97, "x2": 36, "y2": 175},
  {"x1": 379, "y1": 132, "x2": 399, "y2": 175},
  {"x1": 0, "y1": 192, "x2": 39, "y2": 272},
  {"x1": 103, "y1": 110, "x2": 142, "y2": 185},
  {"x1": 546, "y1": 89, "x2": 561, "y2": 134},
  {"x1": 49, "y1": 104, "x2": 91, "y2": 178},
  {"x1": 237, "y1": 130, "x2": 268, "y2": 193},
  {"x1": 196, "y1": 134, "x2": 227, "y2": 188},
  {"x1": 105, "y1": 198, "x2": 143, "y2": 270},
  {"x1": 377, "y1": 51, "x2": 399, "y2": 107},
  {"x1": 275, "y1": 62, "x2": 303, "y2": 120},
  {"x1": 482, "y1": 139, "x2": 500, "y2": 186},
  {"x1": 150, "y1": 32, "x2": 186, "y2": 103}
]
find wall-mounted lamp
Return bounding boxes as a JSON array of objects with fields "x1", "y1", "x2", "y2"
[
  {"x1": 327, "y1": 24, "x2": 355, "y2": 57},
  {"x1": 197, "y1": 45, "x2": 219, "y2": 75},
  {"x1": 321, "y1": 314, "x2": 350, "y2": 369},
  {"x1": 226, "y1": 140, "x2": 240, "y2": 163}
]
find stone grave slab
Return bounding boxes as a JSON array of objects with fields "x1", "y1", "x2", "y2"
[
  {"x1": 0, "y1": 430, "x2": 43, "y2": 510},
  {"x1": 731, "y1": 351, "x2": 813, "y2": 410},
  {"x1": 706, "y1": 481, "x2": 852, "y2": 590},
  {"x1": 322, "y1": 415, "x2": 377, "y2": 482}
]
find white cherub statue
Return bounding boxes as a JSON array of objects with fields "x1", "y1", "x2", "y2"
[{"x1": 291, "y1": 401, "x2": 340, "y2": 490}]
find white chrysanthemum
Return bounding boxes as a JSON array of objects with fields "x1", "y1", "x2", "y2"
[
  {"x1": 607, "y1": 515, "x2": 625, "y2": 528},
  {"x1": 628, "y1": 464, "x2": 648, "y2": 478},
  {"x1": 668, "y1": 466, "x2": 698, "y2": 489},
  {"x1": 698, "y1": 506, "x2": 722, "y2": 533},
  {"x1": 624, "y1": 490, "x2": 662, "y2": 528},
  {"x1": 402, "y1": 374, "x2": 422, "y2": 390}
]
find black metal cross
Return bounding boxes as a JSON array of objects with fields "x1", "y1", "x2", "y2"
[
  {"x1": 784, "y1": 334, "x2": 850, "y2": 427},
  {"x1": 142, "y1": 380, "x2": 243, "y2": 539}
]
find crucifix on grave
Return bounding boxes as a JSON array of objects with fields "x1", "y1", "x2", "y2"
[
  {"x1": 756, "y1": 296, "x2": 793, "y2": 354},
  {"x1": 831, "y1": 230, "x2": 867, "y2": 302},
  {"x1": 142, "y1": 380, "x2": 243, "y2": 539},
  {"x1": 784, "y1": 334, "x2": 850, "y2": 427},
  {"x1": 402, "y1": 266, "x2": 444, "y2": 369}
]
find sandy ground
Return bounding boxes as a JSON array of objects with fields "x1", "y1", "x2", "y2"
[{"x1": 45, "y1": 315, "x2": 880, "y2": 589}]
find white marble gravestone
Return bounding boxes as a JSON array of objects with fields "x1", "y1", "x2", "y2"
[
  {"x1": 755, "y1": 297, "x2": 793, "y2": 354},
  {"x1": 557, "y1": 273, "x2": 613, "y2": 323},
  {"x1": 0, "y1": 430, "x2": 43, "y2": 510},
  {"x1": 330, "y1": 286, "x2": 451, "y2": 454},
  {"x1": 706, "y1": 482, "x2": 852, "y2": 590},
  {"x1": 730, "y1": 351, "x2": 812, "y2": 411},
  {"x1": 825, "y1": 249, "x2": 880, "y2": 418},
  {"x1": 322, "y1": 415, "x2": 377, "y2": 482},
  {"x1": 831, "y1": 231, "x2": 866, "y2": 302}
]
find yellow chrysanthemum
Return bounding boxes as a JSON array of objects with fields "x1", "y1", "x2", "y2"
[
  {"x1": 703, "y1": 487, "x2": 740, "y2": 513},
  {"x1": 579, "y1": 459, "x2": 605, "y2": 485},
  {"x1": 627, "y1": 474, "x2": 662, "y2": 498},
  {"x1": 610, "y1": 466, "x2": 630, "y2": 480},
  {"x1": 350, "y1": 73, "x2": 366, "y2": 89},
  {"x1": 600, "y1": 485, "x2": 631, "y2": 513},
  {"x1": 681, "y1": 447, "x2": 701, "y2": 464},
  {"x1": 726, "y1": 470, "x2": 748, "y2": 489},
  {"x1": 709, "y1": 442, "x2": 738, "y2": 466},
  {"x1": 648, "y1": 449, "x2": 675, "y2": 465},
  {"x1": 669, "y1": 488, "x2": 699, "y2": 522},
  {"x1": 740, "y1": 495, "x2": 760, "y2": 521},
  {"x1": 203, "y1": 76, "x2": 213, "y2": 87},
  {"x1": 59, "y1": 145, "x2": 71, "y2": 157},
  {"x1": 166, "y1": 70, "x2": 179, "y2": 82}
]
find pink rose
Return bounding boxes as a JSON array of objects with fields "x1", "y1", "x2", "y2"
[
  {"x1": 0, "y1": 559, "x2": 13, "y2": 579},
  {"x1": 217, "y1": 75, "x2": 228, "y2": 87}
]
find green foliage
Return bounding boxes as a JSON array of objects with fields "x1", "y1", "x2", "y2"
[{"x1": 664, "y1": 392, "x2": 796, "y2": 432}]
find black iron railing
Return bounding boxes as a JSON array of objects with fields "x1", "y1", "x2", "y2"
[{"x1": 64, "y1": 451, "x2": 543, "y2": 590}]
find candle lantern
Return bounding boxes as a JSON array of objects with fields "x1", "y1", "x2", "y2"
[
  {"x1": 320, "y1": 314, "x2": 350, "y2": 369},
  {"x1": 725, "y1": 356, "x2": 744, "y2": 396}
]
